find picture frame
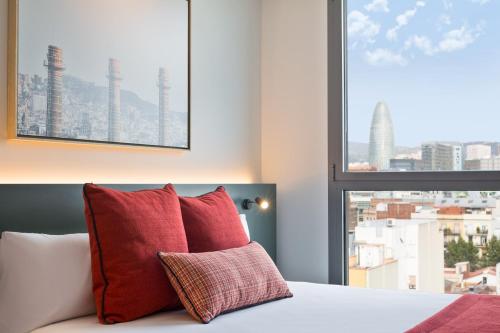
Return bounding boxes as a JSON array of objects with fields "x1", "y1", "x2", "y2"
[{"x1": 8, "y1": 0, "x2": 191, "y2": 150}]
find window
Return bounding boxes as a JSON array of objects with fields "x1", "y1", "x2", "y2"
[
  {"x1": 348, "y1": 191, "x2": 500, "y2": 295},
  {"x1": 343, "y1": 0, "x2": 500, "y2": 173},
  {"x1": 327, "y1": 0, "x2": 500, "y2": 293}
]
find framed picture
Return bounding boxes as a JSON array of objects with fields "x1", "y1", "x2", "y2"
[{"x1": 8, "y1": 0, "x2": 190, "y2": 149}]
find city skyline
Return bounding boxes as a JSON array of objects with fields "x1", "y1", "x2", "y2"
[
  {"x1": 347, "y1": 0, "x2": 500, "y2": 146},
  {"x1": 349, "y1": 101, "x2": 500, "y2": 172},
  {"x1": 17, "y1": 47, "x2": 188, "y2": 147}
]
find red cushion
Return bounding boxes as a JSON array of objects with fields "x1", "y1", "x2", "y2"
[
  {"x1": 83, "y1": 184, "x2": 188, "y2": 324},
  {"x1": 178, "y1": 186, "x2": 249, "y2": 252},
  {"x1": 158, "y1": 242, "x2": 293, "y2": 323}
]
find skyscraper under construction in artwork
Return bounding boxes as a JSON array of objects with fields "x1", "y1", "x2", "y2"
[
  {"x1": 108, "y1": 58, "x2": 122, "y2": 142},
  {"x1": 45, "y1": 45, "x2": 65, "y2": 137},
  {"x1": 158, "y1": 68, "x2": 171, "y2": 146}
]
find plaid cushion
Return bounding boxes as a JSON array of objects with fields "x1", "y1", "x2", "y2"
[{"x1": 157, "y1": 242, "x2": 293, "y2": 323}]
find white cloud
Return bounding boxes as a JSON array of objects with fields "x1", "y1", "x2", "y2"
[
  {"x1": 365, "y1": 48, "x2": 408, "y2": 66},
  {"x1": 386, "y1": 1, "x2": 426, "y2": 41},
  {"x1": 348, "y1": 11, "x2": 380, "y2": 46},
  {"x1": 364, "y1": 0, "x2": 389, "y2": 13},
  {"x1": 404, "y1": 24, "x2": 483, "y2": 56},
  {"x1": 438, "y1": 24, "x2": 483, "y2": 52},
  {"x1": 396, "y1": 9, "x2": 417, "y2": 26},
  {"x1": 404, "y1": 35, "x2": 435, "y2": 55}
]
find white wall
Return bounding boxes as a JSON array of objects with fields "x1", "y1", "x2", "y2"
[
  {"x1": 1, "y1": 0, "x2": 331, "y2": 282},
  {"x1": 261, "y1": 0, "x2": 328, "y2": 283},
  {"x1": 367, "y1": 261, "x2": 399, "y2": 290},
  {"x1": 0, "y1": 0, "x2": 262, "y2": 184},
  {"x1": 418, "y1": 222, "x2": 445, "y2": 293}
]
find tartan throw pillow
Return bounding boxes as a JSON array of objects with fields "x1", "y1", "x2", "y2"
[{"x1": 157, "y1": 242, "x2": 293, "y2": 323}]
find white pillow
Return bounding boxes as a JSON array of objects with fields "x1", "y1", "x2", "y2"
[
  {"x1": 240, "y1": 214, "x2": 251, "y2": 240},
  {"x1": 0, "y1": 232, "x2": 95, "y2": 333}
]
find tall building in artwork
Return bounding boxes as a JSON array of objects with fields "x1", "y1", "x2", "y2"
[
  {"x1": 107, "y1": 58, "x2": 122, "y2": 142},
  {"x1": 45, "y1": 45, "x2": 65, "y2": 137},
  {"x1": 368, "y1": 102, "x2": 395, "y2": 171},
  {"x1": 158, "y1": 68, "x2": 171, "y2": 146}
]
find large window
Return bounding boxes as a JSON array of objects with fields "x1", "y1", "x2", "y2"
[{"x1": 327, "y1": 0, "x2": 500, "y2": 291}]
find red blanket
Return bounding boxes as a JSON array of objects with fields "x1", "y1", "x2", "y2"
[{"x1": 406, "y1": 294, "x2": 500, "y2": 333}]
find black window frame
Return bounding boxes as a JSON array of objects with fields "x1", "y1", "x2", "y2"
[{"x1": 327, "y1": 0, "x2": 500, "y2": 285}]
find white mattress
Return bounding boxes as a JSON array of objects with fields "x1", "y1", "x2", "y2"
[{"x1": 32, "y1": 282, "x2": 459, "y2": 333}]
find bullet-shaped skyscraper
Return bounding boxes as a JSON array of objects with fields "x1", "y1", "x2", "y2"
[
  {"x1": 368, "y1": 102, "x2": 395, "y2": 171},
  {"x1": 108, "y1": 59, "x2": 122, "y2": 142},
  {"x1": 45, "y1": 45, "x2": 65, "y2": 137},
  {"x1": 158, "y1": 68, "x2": 171, "y2": 146}
]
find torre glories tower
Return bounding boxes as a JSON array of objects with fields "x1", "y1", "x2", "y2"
[{"x1": 368, "y1": 102, "x2": 395, "y2": 171}]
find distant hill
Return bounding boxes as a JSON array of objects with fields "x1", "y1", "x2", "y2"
[
  {"x1": 348, "y1": 142, "x2": 369, "y2": 163},
  {"x1": 348, "y1": 142, "x2": 420, "y2": 163}
]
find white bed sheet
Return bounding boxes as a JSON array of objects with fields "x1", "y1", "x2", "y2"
[{"x1": 32, "y1": 282, "x2": 459, "y2": 333}]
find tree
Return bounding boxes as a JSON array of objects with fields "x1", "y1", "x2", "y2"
[
  {"x1": 481, "y1": 236, "x2": 500, "y2": 268},
  {"x1": 445, "y1": 237, "x2": 479, "y2": 271}
]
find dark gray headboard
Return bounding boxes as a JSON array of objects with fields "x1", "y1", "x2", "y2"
[{"x1": 0, "y1": 184, "x2": 276, "y2": 260}]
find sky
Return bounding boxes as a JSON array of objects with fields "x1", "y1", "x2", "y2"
[
  {"x1": 19, "y1": 0, "x2": 188, "y2": 112},
  {"x1": 347, "y1": 0, "x2": 500, "y2": 147}
]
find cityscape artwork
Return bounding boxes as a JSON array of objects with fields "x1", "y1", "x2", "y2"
[{"x1": 13, "y1": 0, "x2": 190, "y2": 148}]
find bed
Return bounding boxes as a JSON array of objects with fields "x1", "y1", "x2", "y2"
[{"x1": 33, "y1": 282, "x2": 458, "y2": 333}]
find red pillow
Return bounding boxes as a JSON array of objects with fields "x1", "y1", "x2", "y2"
[
  {"x1": 83, "y1": 184, "x2": 188, "y2": 324},
  {"x1": 157, "y1": 242, "x2": 293, "y2": 323},
  {"x1": 178, "y1": 186, "x2": 249, "y2": 252}
]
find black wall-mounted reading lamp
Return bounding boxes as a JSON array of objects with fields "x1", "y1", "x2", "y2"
[{"x1": 242, "y1": 197, "x2": 270, "y2": 210}]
